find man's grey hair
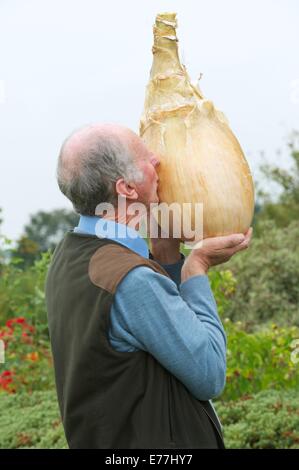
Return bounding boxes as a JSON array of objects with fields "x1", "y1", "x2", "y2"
[{"x1": 57, "y1": 128, "x2": 144, "y2": 215}]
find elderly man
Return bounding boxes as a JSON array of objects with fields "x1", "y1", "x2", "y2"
[{"x1": 46, "y1": 123, "x2": 252, "y2": 449}]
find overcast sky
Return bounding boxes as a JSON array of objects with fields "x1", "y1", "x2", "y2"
[{"x1": 0, "y1": 0, "x2": 298, "y2": 239}]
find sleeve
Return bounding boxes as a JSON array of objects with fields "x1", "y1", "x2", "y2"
[{"x1": 109, "y1": 265, "x2": 227, "y2": 401}]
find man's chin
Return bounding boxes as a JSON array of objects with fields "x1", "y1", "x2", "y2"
[{"x1": 138, "y1": 192, "x2": 160, "y2": 212}]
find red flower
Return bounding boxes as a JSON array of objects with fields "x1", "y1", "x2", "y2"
[
  {"x1": 5, "y1": 319, "x2": 14, "y2": 329},
  {"x1": 21, "y1": 332, "x2": 34, "y2": 345},
  {"x1": 0, "y1": 328, "x2": 13, "y2": 340},
  {"x1": 0, "y1": 370, "x2": 15, "y2": 392},
  {"x1": 6, "y1": 317, "x2": 27, "y2": 328},
  {"x1": 4, "y1": 317, "x2": 35, "y2": 334},
  {"x1": 26, "y1": 352, "x2": 39, "y2": 362},
  {"x1": 1, "y1": 370, "x2": 12, "y2": 378}
]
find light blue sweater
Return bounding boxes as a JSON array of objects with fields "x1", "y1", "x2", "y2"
[{"x1": 74, "y1": 215, "x2": 227, "y2": 402}]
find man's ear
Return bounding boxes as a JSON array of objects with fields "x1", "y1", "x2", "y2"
[{"x1": 115, "y1": 178, "x2": 139, "y2": 200}]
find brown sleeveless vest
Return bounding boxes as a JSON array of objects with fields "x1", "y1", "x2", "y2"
[{"x1": 46, "y1": 231, "x2": 224, "y2": 449}]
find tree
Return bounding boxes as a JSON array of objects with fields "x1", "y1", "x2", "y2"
[
  {"x1": 11, "y1": 236, "x2": 40, "y2": 269},
  {"x1": 0, "y1": 207, "x2": 6, "y2": 271},
  {"x1": 0, "y1": 208, "x2": 12, "y2": 270},
  {"x1": 22, "y1": 209, "x2": 79, "y2": 252}
]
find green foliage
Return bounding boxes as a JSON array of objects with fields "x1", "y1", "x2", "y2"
[
  {"x1": 0, "y1": 234, "x2": 12, "y2": 272},
  {"x1": 0, "y1": 205, "x2": 298, "y2": 448},
  {"x1": 218, "y1": 220, "x2": 299, "y2": 329},
  {"x1": 23, "y1": 209, "x2": 79, "y2": 253},
  {"x1": 209, "y1": 268, "x2": 299, "y2": 401},
  {"x1": 208, "y1": 269, "x2": 237, "y2": 316},
  {"x1": 0, "y1": 390, "x2": 67, "y2": 448},
  {"x1": 255, "y1": 200, "x2": 299, "y2": 233},
  {"x1": 1, "y1": 388, "x2": 299, "y2": 449},
  {"x1": 220, "y1": 319, "x2": 299, "y2": 401},
  {"x1": 216, "y1": 390, "x2": 299, "y2": 449},
  {"x1": 11, "y1": 236, "x2": 40, "y2": 269},
  {"x1": 255, "y1": 131, "x2": 299, "y2": 230},
  {"x1": 0, "y1": 316, "x2": 55, "y2": 394},
  {"x1": 0, "y1": 250, "x2": 52, "y2": 332},
  {"x1": 10, "y1": 209, "x2": 78, "y2": 267}
]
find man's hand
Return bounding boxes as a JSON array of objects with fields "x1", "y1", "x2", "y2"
[
  {"x1": 181, "y1": 227, "x2": 253, "y2": 282},
  {"x1": 147, "y1": 212, "x2": 183, "y2": 264},
  {"x1": 149, "y1": 236, "x2": 182, "y2": 264}
]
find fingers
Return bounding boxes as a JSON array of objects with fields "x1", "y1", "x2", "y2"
[
  {"x1": 216, "y1": 227, "x2": 253, "y2": 248},
  {"x1": 192, "y1": 227, "x2": 253, "y2": 265},
  {"x1": 238, "y1": 227, "x2": 253, "y2": 248},
  {"x1": 245, "y1": 226, "x2": 253, "y2": 242}
]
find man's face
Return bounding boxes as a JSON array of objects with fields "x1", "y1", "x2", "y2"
[{"x1": 131, "y1": 137, "x2": 160, "y2": 207}]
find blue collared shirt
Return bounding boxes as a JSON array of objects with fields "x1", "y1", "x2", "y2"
[{"x1": 74, "y1": 215, "x2": 227, "y2": 401}]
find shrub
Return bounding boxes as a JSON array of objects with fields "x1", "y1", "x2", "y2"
[
  {"x1": 220, "y1": 319, "x2": 299, "y2": 400},
  {"x1": 0, "y1": 251, "x2": 51, "y2": 336},
  {"x1": 0, "y1": 316, "x2": 55, "y2": 394},
  {"x1": 208, "y1": 269, "x2": 237, "y2": 317},
  {"x1": 215, "y1": 220, "x2": 299, "y2": 329},
  {"x1": 216, "y1": 389, "x2": 299, "y2": 449},
  {"x1": 0, "y1": 390, "x2": 67, "y2": 449},
  {"x1": 209, "y1": 264, "x2": 299, "y2": 401},
  {"x1": 1, "y1": 388, "x2": 299, "y2": 449},
  {"x1": 254, "y1": 132, "x2": 299, "y2": 231}
]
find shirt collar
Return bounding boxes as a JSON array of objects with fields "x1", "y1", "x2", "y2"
[{"x1": 74, "y1": 215, "x2": 149, "y2": 259}]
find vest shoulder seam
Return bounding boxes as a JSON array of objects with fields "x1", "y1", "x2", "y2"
[{"x1": 88, "y1": 243, "x2": 170, "y2": 294}]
